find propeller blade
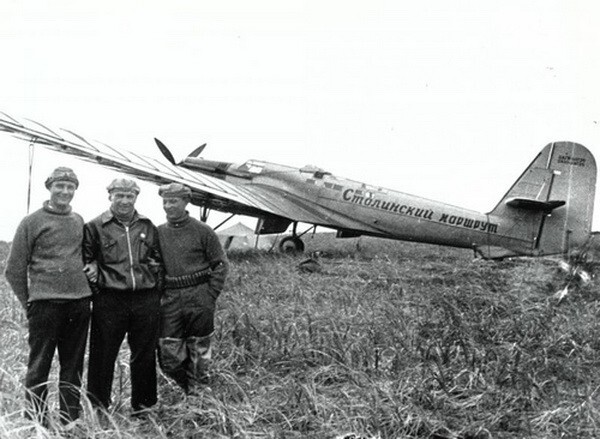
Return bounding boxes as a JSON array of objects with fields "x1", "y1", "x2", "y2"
[
  {"x1": 188, "y1": 143, "x2": 207, "y2": 158},
  {"x1": 154, "y1": 138, "x2": 176, "y2": 165}
]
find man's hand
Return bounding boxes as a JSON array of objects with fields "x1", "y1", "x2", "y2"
[{"x1": 83, "y1": 262, "x2": 98, "y2": 283}]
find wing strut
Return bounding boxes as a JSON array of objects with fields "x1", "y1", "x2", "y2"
[
  {"x1": 27, "y1": 137, "x2": 37, "y2": 214},
  {"x1": 213, "y1": 213, "x2": 235, "y2": 231}
]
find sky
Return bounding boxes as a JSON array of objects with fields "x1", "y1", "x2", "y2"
[{"x1": 0, "y1": 0, "x2": 599, "y2": 241}]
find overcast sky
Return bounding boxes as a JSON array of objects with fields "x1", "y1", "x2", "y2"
[{"x1": 0, "y1": 0, "x2": 598, "y2": 241}]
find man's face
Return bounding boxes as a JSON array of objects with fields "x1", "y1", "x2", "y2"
[
  {"x1": 110, "y1": 190, "x2": 137, "y2": 217},
  {"x1": 49, "y1": 181, "x2": 77, "y2": 209},
  {"x1": 163, "y1": 196, "x2": 188, "y2": 220}
]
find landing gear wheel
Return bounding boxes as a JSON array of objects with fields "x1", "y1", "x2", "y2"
[{"x1": 279, "y1": 236, "x2": 305, "y2": 253}]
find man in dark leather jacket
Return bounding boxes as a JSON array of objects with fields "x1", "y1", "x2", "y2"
[{"x1": 83, "y1": 178, "x2": 163, "y2": 415}]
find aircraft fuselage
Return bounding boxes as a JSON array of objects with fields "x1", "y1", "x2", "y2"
[{"x1": 186, "y1": 158, "x2": 539, "y2": 257}]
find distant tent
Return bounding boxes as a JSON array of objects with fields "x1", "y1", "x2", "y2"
[{"x1": 216, "y1": 222, "x2": 277, "y2": 251}]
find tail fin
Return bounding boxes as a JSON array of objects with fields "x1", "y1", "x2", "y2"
[{"x1": 489, "y1": 142, "x2": 596, "y2": 256}]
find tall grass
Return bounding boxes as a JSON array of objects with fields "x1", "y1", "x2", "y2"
[{"x1": 1, "y1": 235, "x2": 600, "y2": 438}]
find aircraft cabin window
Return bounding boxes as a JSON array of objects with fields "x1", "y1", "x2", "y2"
[
  {"x1": 360, "y1": 183, "x2": 386, "y2": 194},
  {"x1": 322, "y1": 182, "x2": 343, "y2": 191}
]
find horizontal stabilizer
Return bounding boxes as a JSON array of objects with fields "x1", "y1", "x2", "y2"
[{"x1": 505, "y1": 197, "x2": 566, "y2": 212}]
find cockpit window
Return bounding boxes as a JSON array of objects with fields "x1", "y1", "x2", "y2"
[
  {"x1": 239, "y1": 160, "x2": 264, "y2": 174},
  {"x1": 300, "y1": 164, "x2": 321, "y2": 173}
]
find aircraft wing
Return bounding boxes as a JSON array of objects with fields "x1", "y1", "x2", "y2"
[{"x1": 0, "y1": 111, "x2": 352, "y2": 228}]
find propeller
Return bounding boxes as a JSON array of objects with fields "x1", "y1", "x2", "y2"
[{"x1": 155, "y1": 138, "x2": 207, "y2": 164}]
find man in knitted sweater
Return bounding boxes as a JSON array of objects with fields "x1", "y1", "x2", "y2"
[
  {"x1": 157, "y1": 183, "x2": 229, "y2": 395},
  {"x1": 5, "y1": 167, "x2": 92, "y2": 425}
]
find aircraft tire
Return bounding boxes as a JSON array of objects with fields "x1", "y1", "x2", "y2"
[{"x1": 279, "y1": 236, "x2": 305, "y2": 253}]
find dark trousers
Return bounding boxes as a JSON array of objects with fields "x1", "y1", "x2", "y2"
[
  {"x1": 158, "y1": 283, "x2": 216, "y2": 392},
  {"x1": 160, "y1": 283, "x2": 216, "y2": 339},
  {"x1": 87, "y1": 289, "x2": 160, "y2": 411},
  {"x1": 26, "y1": 298, "x2": 91, "y2": 423}
]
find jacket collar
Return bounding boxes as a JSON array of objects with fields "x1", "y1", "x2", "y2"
[{"x1": 101, "y1": 209, "x2": 148, "y2": 225}]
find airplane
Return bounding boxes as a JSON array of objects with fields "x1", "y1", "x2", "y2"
[{"x1": 0, "y1": 110, "x2": 596, "y2": 259}]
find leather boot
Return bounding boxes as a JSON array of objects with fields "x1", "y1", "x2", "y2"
[
  {"x1": 157, "y1": 337, "x2": 188, "y2": 392},
  {"x1": 186, "y1": 334, "x2": 213, "y2": 394}
]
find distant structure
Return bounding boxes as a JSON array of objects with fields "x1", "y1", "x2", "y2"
[{"x1": 217, "y1": 222, "x2": 276, "y2": 251}]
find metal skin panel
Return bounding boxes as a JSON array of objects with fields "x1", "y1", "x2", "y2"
[{"x1": 1, "y1": 111, "x2": 596, "y2": 258}]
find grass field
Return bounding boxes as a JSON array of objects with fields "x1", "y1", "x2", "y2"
[{"x1": 1, "y1": 234, "x2": 600, "y2": 438}]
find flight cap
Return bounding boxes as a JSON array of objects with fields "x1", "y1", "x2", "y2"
[
  {"x1": 158, "y1": 182, "x2": 192, "y2": 199},
  {"x1": 45, "y1": 167, "x2": 79, "y2": 189},
  {"x1": 107, "y1": 178, "x2": 140, "y2": 194}
]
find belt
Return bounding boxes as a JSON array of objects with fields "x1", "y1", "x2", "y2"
[{"x1": 165, "y1": 268, "x2": 210, "y2": 289}]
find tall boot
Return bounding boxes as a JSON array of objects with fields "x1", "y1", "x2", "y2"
[
  {"x1": 186, "y1": 334, "x2": 213, "y2": 395},
  {"x1": 157, "y1": 337, "x2": 188, "y2": 393}
]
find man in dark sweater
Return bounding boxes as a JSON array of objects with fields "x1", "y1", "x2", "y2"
[
  {"x1": 157, "y1": 183, "x2": 229, "y2": 395},
  {"x1": 82, "y1": 178, "x2": 162, "y2": 415},
  {"x1": 5, "y1": 167, "x2": 92, "y2": 425}
]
